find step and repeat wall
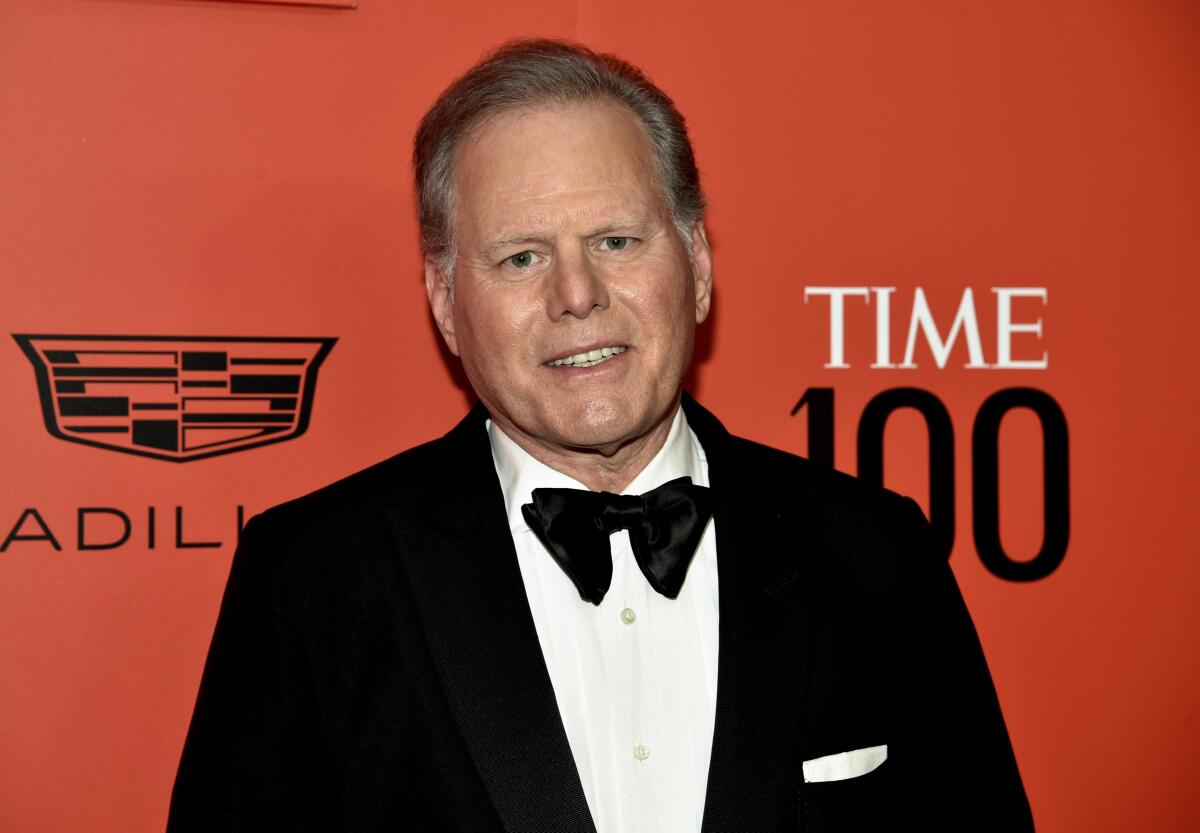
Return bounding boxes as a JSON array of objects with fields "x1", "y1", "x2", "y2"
[{"x1": 1, "y1": 1, "x2": 1197, "y2": 831}]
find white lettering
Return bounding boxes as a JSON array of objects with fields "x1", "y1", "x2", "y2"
[
  {"x1": 804, "y1": 286, "x2": 870, "y2": 368},
  {"x1": 901, "y1": 288, "x2": 987, "y2": 369},
  {"x1": 993, "y1": 287, "x2": 1048, "y2": 369},
  {"x1": 870, "y1": 287, "x2": 897, "y2": 368}
]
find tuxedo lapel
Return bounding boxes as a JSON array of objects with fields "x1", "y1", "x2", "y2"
[
  {"x1": 686, "y1": 398, "x2": 821, "y2": 833},
  {"x1": 388, "y1": 398, "x2": 819, "y2": 833},
  {"x1": 386, "y1": 406, "x2": 596, "y2": 833}
]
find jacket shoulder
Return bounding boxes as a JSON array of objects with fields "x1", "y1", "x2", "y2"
[
  {"x1": 716, "y1": 431, "x2": 935, "y2": 586},
  {"x1": 247, "y1": 428, "x2": 468, "y2": 544},
  {"x1": 721, "y1": 432, "x2": 922, "y2": 522}
]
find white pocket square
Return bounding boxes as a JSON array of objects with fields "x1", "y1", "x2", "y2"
[{"x1": 802, "y1": 744, "x2": 888, "y2": 783}]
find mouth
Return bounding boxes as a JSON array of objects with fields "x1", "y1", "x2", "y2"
[{"x1": 546, "y1": 345, "x2": 628, "y2": 369}]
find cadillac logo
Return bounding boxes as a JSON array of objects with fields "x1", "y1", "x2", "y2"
[{"x1": 13, "y1": 335, "x2": 336, "y2": 462}]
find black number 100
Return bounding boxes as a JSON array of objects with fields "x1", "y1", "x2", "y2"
[{"x1": 791, "y1": 387, "x2": 1069, "y2": 581}]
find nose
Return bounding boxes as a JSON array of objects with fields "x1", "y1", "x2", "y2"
[{"x1": 546, "y1": 249, "x2": 610, "y2": 321}]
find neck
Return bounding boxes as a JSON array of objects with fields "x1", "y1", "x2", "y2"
[{"x1": 493, "y1": 401, "x2": 680, "y2": 493}]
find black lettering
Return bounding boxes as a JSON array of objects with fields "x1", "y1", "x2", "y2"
[
  {"x1": 1, "y1": 508, "x2": 63, "y2": 552},
  {"x1": 175, "y1": 506, "x2": 221, "y2": 549},
  {"x1": 972, "y1": 388, "x2": 1069, "y2": 581},
  {"x1": 78, "y1": 508, "x2": 132, "y2": 551},
  {"x1": 857, "y1": 388, "x2": 955, "y2": 559},
  {"x1": 790, "y1": 387, "x2": 835, "y2": 468}
]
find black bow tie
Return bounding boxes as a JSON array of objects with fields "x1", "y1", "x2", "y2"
[{"x1": 520, "y1": 476, "x2": 714, "y2": 605}]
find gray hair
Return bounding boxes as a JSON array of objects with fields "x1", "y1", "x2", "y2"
[{"x1": 413, "y1": 38, "x2": 707, "y2": 286}]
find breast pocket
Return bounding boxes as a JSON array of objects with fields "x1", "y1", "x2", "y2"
[{"x1": 795, "y1": 745, "x2": 902, "y2": 832}]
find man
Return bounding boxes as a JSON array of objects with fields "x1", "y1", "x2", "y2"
[{"x1": 169, "y1": 39, "x2": 1032, "y2": 832}]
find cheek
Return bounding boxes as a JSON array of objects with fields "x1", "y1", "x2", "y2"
[
  {"x1": 453, "y1": 286, "x2": 543, "y2": 367},
  {"x1": 619, "y1": 264, "x2": 696, "y2": 338}
]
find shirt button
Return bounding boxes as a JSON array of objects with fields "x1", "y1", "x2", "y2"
[
  {"x1": 620, "y1": 607, "x2": 637, "y2": 625},
  {"x1": 633, "y1": 743, "x2": 650, "y2": 761}
]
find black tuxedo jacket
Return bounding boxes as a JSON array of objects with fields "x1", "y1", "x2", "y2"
[{"x1": 168, "y1": 397, "x2": 1032, "y2": 832}]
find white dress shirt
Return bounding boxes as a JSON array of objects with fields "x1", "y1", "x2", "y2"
[{"x1": 487, "y1": 407, "x2": 719, "y2": 833}]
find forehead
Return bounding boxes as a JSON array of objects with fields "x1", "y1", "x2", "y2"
[{"x1": 451, "y1": 101, "x2": 665, "y2": 236}]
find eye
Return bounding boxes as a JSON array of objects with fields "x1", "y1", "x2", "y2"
[
  {"x1": 505, "y1": 251, "x2": 536, "y2": 270},
  {"x1": 600, "y1": 237, "x2": 633, "y2": 252}
]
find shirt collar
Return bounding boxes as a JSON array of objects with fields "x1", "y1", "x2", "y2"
[{"x1": 487, "y1": 406, "x2": 706, "y2": 535}]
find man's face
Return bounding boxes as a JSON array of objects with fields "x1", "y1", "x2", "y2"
[{"x1": 426, "y1": 102, "x2": 713, "y2": 458}]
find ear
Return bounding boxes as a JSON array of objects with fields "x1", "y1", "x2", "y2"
[
  {"x1": 424, "y1": 255, "x2": 459, "y2": 356},
  {"x1": 689, "y1": 220, "x2": 714, "y2": 324}
]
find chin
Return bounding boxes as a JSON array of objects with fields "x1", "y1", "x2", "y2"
[{"x1": 552, "y1": 399, "x2": 658, "y2": 451}]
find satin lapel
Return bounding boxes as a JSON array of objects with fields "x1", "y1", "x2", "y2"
[
  {"x1": 386, "y1": 407, "x2": 596, "y2": 833},
  {"x1": 685, "y1": 398, "x2": 821, "y2": 833}
]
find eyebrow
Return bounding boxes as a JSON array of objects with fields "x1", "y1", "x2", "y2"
[{"x1": 589, "y1": 219, "x2": 654, "y2": 238}]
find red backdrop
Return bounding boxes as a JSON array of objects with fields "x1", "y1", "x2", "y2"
[{"x1": 2, "y1": 1, "x2": 1198, "y2": 830}]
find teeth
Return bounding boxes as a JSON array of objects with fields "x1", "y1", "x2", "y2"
[{"x1": 549, "y1": 345, "x2": 627, "y2": 368}]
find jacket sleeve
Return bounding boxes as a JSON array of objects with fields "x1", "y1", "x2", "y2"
[
  {"x1": 898, "y1": 497, "x2": 1035, "y2": 831},
  {"x1": 166, "y1": 514, "x2": 322, "y2": 832}
]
